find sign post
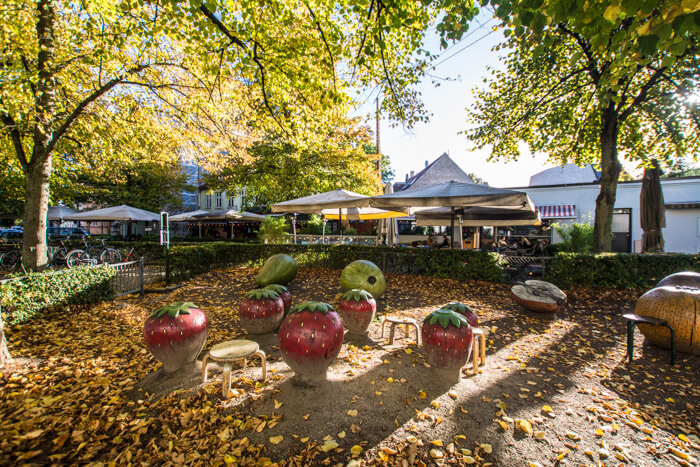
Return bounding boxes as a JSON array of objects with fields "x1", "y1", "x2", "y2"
[{"x1": 160, "y1": 212, "x2": 170, "y2": 285}]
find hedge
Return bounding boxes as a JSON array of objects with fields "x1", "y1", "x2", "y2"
[
  {"x1": 168, "y1": 243, "x2": 506, "y2": 284},
  {"x1": 0, "y1": 265, "x2": 116, "y2": 325},
  {"x1": 545, "y1": 252, "x2": 700, "y2": 289}
]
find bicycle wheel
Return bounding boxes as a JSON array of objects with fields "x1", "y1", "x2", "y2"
[
  {"x1": 66, "y1": 249, "x2": 87, "y2": 268},
  {"x1": 1, "y1": 250, "x2": 22, "y2": 272},
  {"x1": 100, "y1": 248, "x2": 122, "y2": 264}
]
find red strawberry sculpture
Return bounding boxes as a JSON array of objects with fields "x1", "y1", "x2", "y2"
[
  {"x1": 263, "y1": 284, "x2": 292, "y2": 314},
  {"x1": 422, "y1": 308, "x2": 473, "y2": 371},
  {"x1": 278, "y1": 301, "x2": 344, "y2": 381},
  {"x1": 239, "y1": 289, "x2": 285, "y2": 335},
  {"x1": 339, "y1": 289, "x2": 377, "y2": 336},
  {"x1": 442, "y1": 302, "x2": 479, "y2": 327},
  {"x1": 144, "y1": 302, "x2": 209, "y2": 373}
]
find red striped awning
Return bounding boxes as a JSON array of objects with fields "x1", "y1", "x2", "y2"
[{"x1": 536, "y1": 204, "x2": 576, "y2": 218}]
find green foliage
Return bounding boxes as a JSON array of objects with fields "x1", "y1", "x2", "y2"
[
  {"x1": 545, "y1": 252, "x2": 700, "y2": 289},
  {"x1": 167, "y1": 243, "x2": 505, "y2": 284},
  {"x1": 428, "y1": 309, "x2": 469, "y2": 329},
  {"x1": 299, "y1": 215, "x2": 330, "y2": 235},
  {"x1": 341, "y1": 289, "x2": 374, "y2": 302},
  {"x1": 290, "y1": 301, "x2": 334, "y2": 314},
  {"x1": 151, "y1": 302, "x2": 197, "y2": 318},
  {"x1": 0, "y1": 266, "x2": 115, "y2": 325},
  {"x1": 343, "y1": 227, "x2": 358, "y2": 236},
  {"x1": 552, "y1": 222, "x2": 594, "y2": 253},
  {"x1": 244, "y1": 289, "x2": 280, "y2": 300},
  {"x1": 257, "y1": 217, "x2": 289, "y2": 244}
]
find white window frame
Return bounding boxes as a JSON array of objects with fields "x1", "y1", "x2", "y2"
[
  {"x1": 205, "y1": 193, "x2": 212, "y2": 209},
  {"x1": 228, "y1": 194, "x2": 235, "y2": 208},
  {"x1": 215, "y1": 191, "x2": 222, "y2": 208}
]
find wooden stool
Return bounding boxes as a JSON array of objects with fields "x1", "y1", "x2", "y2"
[
  {"x1": 202, "y1": 340, "x2": 267, "y2": 397},
  {"x1": 382, "y1": 317, "x2": 421, "y2": 345},
  {"x1": 622, "y1": 313, "x2": 676, "y2": 365},
  {"x1": 471, "y1": 327, "x2": 486, "y2": 373}
]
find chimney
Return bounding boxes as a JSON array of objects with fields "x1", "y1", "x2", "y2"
[
  {"x1": 425, "y1": 160, "x2": 428, "y2": 167},
  {"x1": 410, "y1": 171, "x2": 415, "y2": 178},
  {"x1": 405, "y1": 173, "x2": 409, "y2": 182}
]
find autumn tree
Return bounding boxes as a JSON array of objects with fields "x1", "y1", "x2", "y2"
[
  {"x1": 1, "y1": 0, "x2": 483, "y2": 271},
  {"x1": 466, "y1": 0, "x2": 700, "y2": 251}
]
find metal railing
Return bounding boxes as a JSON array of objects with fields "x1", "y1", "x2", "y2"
[
  {"x1": 501, "y1": 255, "x2": 553, "y2": 283},
  {"x1": 109, "y1": 259, "x2": 144, "y2": 298}
]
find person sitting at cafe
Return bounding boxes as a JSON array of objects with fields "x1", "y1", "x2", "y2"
[
  {"x1": 498, "y1": 236, "x2": 510, "y2": 248},
  {"x1": 427, "y1": 234, "x2": 436, "y2": 248},
  {"x1": 519, "y1": 236, "x2": 532, "y2": 248},
  {"x1": 440, "y1": 235, "x2": 450, "y2": 248}
]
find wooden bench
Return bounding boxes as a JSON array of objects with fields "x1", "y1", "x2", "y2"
[
  {"x1": 381, "y1": 317, "x2": 421, "y2": 345},
  {"x1": 622, "y1": 314, "x2": 676, "y2": 365}
]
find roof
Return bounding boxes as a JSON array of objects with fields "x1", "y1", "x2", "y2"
[
  {"x1": 393, "y1": 153, "x2": 474, "y2": 192},
  {"x1": 529, "y1": 164, "x2": 601, "y2": 186}
]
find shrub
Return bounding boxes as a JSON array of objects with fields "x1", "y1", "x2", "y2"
[
  {"x1": 299, "y1": 215, "x2": 330, "y2": 235},
  {"x1": 545, "y1": 252, "x2": 700, "y2": 289},
  {"x1": 257, "y1": 216, "x2": 289, "y2": 244},
  {"x1": 0, "y1": 265, "x2": 116, "y2": 325},
  {"x1": 343, "y1": 227, "x2": 358, "y2": 236},
  {"x1": 552, "y1": 221, "x2": 594, "y2": 253}
]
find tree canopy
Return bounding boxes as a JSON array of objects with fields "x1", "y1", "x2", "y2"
[
  {"x1": 465, "y1": 0, "x2": 699, "y2": 251},
  {"x1": 1, "y1": 0, "x2": 482, "y2": 269}
]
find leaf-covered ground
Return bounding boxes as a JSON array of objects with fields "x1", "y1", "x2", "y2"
[{"x1": 1, "y1": 267, "x2": 698, "y2": 466}]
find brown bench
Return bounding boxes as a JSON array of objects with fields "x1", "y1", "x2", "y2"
[{"x1": 622, "y1": 313, "x2": 675, "y2": 365}]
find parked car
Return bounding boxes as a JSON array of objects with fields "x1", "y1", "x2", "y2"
[{"x1": 47, "y1": 227, "x2": 90, "y2": 238}]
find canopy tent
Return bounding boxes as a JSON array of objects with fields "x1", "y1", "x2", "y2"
[
  {"x1": 415, "y1": 206, "x2": 541, "y2": 227},
  {"x1": 191, "y1": 210, "x2": 266, "y2": 222},
  {"x1": 321, "y1": 207, "x2": 406, "y2": 220},
  {"x1": 65, "y1": 205, "x2": 160, "y2": 222},
  {"x1": 270, "y1": 189, "x2": 371, "y2": 214},
  {"x1": 47, "y1": 205, "x2": 78, "y2": 221},
  {"x1": 191, "y1": 209, "x2": 266, "y2": 238},
  {"x1": 369, "y1": 180, "x2": 535, "y2": 248},
  {"x1": 168, "y1": 210, "x2": 209, "y2": 222}
]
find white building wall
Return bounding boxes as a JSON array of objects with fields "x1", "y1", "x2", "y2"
[{"x1": 511, "y1": 177, "x2": 700, "y2": 254}]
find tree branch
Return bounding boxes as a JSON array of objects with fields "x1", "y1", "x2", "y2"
[
  {"x1": 557, "y1": 23, "x2": 601, "y2": 84},
  {"x1": 618, "y1": 66, "x2": 666, "y2": 123},
  {"x1": 304, "y1": 2, "x2": 337, "y2": 90},
  {"x1": 0, "y1": 109, "x2": 29, "y2": 170},
  {"x1": 46, "y1": 63, "x2": 150, "y2": 155},
  {"x1": 199, "y1": 4, "x2": 248, "y2": 51}
]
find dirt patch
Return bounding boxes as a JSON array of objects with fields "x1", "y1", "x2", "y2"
[{"x1": 0, "y1": 266, "x2": 698, "y2": 466}]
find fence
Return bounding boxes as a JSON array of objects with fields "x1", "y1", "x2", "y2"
[
  {"x1": 501, "y1": 255, "x2": 553, "y2": 283},
  {"x1": 109, "y1": 259, "x2": 144, "y2": 297}
]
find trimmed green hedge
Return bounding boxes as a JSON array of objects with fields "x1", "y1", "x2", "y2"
[
  {"x1": 545, "y1": 252, "x2": 700, "y2": 289},
  {"x1": 0, "y1": 265, "x2": 116, "y2": 325},
  {"x1": 168, "y1": 243, "x2": 506, "y2": 284}
]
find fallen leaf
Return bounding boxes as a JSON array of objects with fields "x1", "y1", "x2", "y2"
[{"x1": 269, "y1": 435, "x2": 283, "y2": 444}]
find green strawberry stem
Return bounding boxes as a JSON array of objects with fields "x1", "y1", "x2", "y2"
[{"x1": 151, "y1": 302, "x2": 198, "y2": 318}]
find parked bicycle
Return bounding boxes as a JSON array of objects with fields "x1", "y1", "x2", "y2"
[
  {"x1": 66, "y1": 239, "x2": 122, "y2": 268},
  {"x1": 0, "y1": 245, "x2": 22, "y2": 272}
]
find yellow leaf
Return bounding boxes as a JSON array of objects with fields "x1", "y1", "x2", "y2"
[
  {"x1": 274, "y1": 400, "x2": 282, "y2": 409},
  {"x1": 431, "y1": 440, "x2": 443, "y2": 446},
  {"x1": 498, "y1": 420, "x2": 509, "y2": 431},
  {"x1": 351, "y1": 445, "x2": 363, "y2": 455},
  {"x1": 338, "y1": 431, "x2": 346, "y2": 438},
  {"x1": 418, "y1": 391, "x2": 427, "y2": 399},
  {"x1": 269, "y1": 436, "x2": 283, "y2": 445},
  {"x1": 404, "y1": 348, "x2": 413, "y2": 354},
  {"x1": 515, "y1": 419, "x2": 533, "y2": 434},
  {"x1": 347, "y1": 409, "x2": 358, "y2": 417},
  {"x1": 301, "y1": 437, "x2": 309, "y2": 442},
  {"x1": 666, "y1": 397, "x2": 675, "y2": 403},
  {"x1": 387, "y1": 377, "x2": 394, "y2": 383},
  {"x1": 541, "y1": 405, "x2": 553, "y2": 413},
  {"x1": 481, "y1": 443, "x2": 492, "y2": 454},
  {"x1": 319, "y1": 440, "x2": 339, "y2": 452}
]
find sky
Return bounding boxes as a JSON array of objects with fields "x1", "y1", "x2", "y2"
[{"x1": 353, "y1": 11, "x2": 642, "y2": 188}]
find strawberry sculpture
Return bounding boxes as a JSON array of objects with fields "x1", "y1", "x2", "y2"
[
  {"x1": 421, "y1": 308, "x2": 473, "y2": 370},
  {"x1": 442, "y1": 302, "x2": 479, "y2": 327},
  {"x1": 278, "y1": 301, "x2": 344, "y2": 381},
  {"x1": 144, "y1": 302, "x2": 209, "y2": 373},
  {"x1": 339, "y1": 289, "x2": 377, "y2": 336},
  {"x1": 239, "y1": 289, "x2": 285, "y2": 335},
  {"x1": 263, "y1": 284, "x2": 292, "y2": 314}
]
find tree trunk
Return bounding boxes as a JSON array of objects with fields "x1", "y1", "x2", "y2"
[
  {"x1": 22, "y1": 0, "x2": 56, "y2": 271},
  {"x1": 23, "y1": 155, "x2": 53, "y2": 270},
  {"x1": 0, "y1": 313, "x2": 12, "y2": 366},
  {"x1": 593, "y1": 107, "x2": 622, "y2": 253}
]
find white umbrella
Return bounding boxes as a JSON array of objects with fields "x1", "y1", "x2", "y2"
[
  {"x1": 370, "y1": 180, "x2": 534, "y2": 248},
  {"x1": 415, "y1": 206, "x2": 541, "y2": 226},
  {"x1": 377, "y1": 183, "x2": 400, "y2": 246},
  {"x1": 47, "y1": 205, "x2": 78, "y2": 221},
  {"x1": 168, "y1": 210, "x2": 209, "y2": 221},
  {"x1": 65, "y1": 204, "x2": 160, "y2": 222}
]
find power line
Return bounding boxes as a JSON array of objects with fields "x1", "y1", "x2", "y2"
[{"x1": 430, "y1": 29, "x2": 497, "y2": 69}]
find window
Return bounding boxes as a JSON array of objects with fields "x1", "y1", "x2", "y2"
[
  {"x1": 215, "y1": 191, "x2": 222, "y2": 208},
  {"x1": 205, "y1": 193, "x2": 212, "y2": 209},
  {"x1": 228, "y1": 194, "x2": 236, "y2": 208}
]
